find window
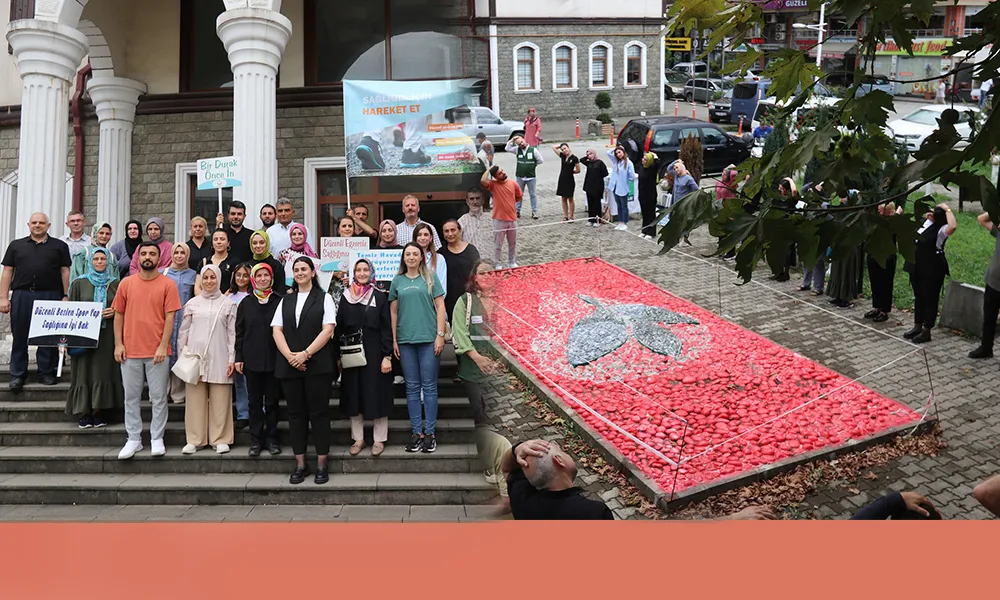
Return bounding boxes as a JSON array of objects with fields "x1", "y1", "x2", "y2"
[
  {"x1": 552, "y1": 42, "x2": 577, "y2": 90},
  {"x1": 625, "y1": 42, "x2": 646, "y2": 87},
  {"x1": 589, "y1": 42, "x2": 612, "y2": 89},
  {"x1": 189, "y1": 175, "x2": 234, "y2": 225},
  {"x1": 313, "y1": 1, "x2": 387, "y2": 82},
  {"x1": 180, "y1": 0, "x2": 234, "y2": 92},
  {"x1": 701, "y1": 128, "x2": 728, "y2": 146},
  {"x1": 514, "y1": 43, "x2": 540, "y2": 92},
  {"x1": 651, "y1": 129, "x2": 675, "y2": 147}
]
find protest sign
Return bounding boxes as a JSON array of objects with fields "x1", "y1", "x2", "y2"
[
  {"x1": 320, "y1": 237, "x2": 371, "y2": 268},
  {"x1": 27, "y1": 301, "x2": 103, "y2": 348},
  {"x1": 197, "y1": 155, "x2": 242, "y2": 214},
  {"x1": 349, "y1": 249, "x2": 403, "y2": 285}
]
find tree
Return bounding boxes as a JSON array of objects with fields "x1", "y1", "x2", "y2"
[
  {"x1": 803, "y1": 105, "x2": 833, "y2": 185},
  {"x1": 762, "y1": 114, "x2": 790, "y2": 158},
  {"x1": 595, "y1": 91, "x2": 612, "y2": 124},
  {"x1": 679, "y1": 133, "x2": 704, "y2": 183},
  {"x1": 658, "y1": 0, "x2": 1000, "y2": 283}
]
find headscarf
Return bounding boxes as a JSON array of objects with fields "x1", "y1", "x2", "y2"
[
  {"x1": 146, "y1": 217, "x2": 166, "y2": 243},
  {"x1": 344, "y1": 259, "x2": 375, "y2": 305},
  {"x1": 251, "y1": 230, "x2": 272, "y2": 261},
  {"x1": 289, "y1": 223, "x2": 317, "y2": 257},
  {"x1": 642, "y1": 151, "x2": 656, "y2": 169},
  {"x1": 91, "y1": 223, "x2": 111, "y2": 247},
  {"x1": 250, "y1": 262, "x2": 274, "y2": 303},
  {"x1": 77, "y1": 247, "x2": 112, "y2": 328},
  {"x1": 377, "y1": 219, "x2": 398, "y2": 248},
  {"x1": 168, "y1": 242, "x2": 190, "y2": 271},
  {"x1": 199, "y1": 264, "x2": 223, "y2": 300},
  {"x1": 123, "y1": 219, "x2": 143, "y2": 258}
]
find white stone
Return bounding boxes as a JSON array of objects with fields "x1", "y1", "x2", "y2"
[
  {"x1": 6, "y1": 19, "x2": 89, "y2": 239},
  {"x1": 217, "y1": 8, "x2": 292, "y2": 225},
  {"x1": 87, "y1": 77, "x2": 147, "y2": 232}
]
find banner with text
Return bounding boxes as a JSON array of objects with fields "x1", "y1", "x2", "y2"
[
  {"x1": 343, "y1": 79, "x2": 483, "y2": 178},
  {"x1": 27, "y1": 301, "x2": 103, "y2": 348},
  {"x1": 349, "y1": 249, "x2": 404, "y2": 286}
]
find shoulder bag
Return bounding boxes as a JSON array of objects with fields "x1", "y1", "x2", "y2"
[
  {"x1": 339, "y1": 295, "x2": 376, "y2": 369},
  {"x1": 171, "y1": 300, "x2": 225, "y2": 385}
]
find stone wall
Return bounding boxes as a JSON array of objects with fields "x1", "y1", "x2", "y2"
[{"x1": 496, "y1": 24, "x2": 662, "y2": 121}]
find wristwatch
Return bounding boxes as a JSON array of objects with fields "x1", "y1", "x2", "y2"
[{"x1": 437, "y1": 330, "x2": 446, "y2": 338}]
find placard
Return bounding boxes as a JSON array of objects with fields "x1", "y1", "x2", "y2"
[
  {"x1": 320, "y1": 237, "x2": 371, "y2": 267},
  {"x1": 348, "y1": 249, "x2": 404, "y2": 284},
  {"x1": 196, "y1": 155, "x2": 242, "y2": 191},
  {"x1": 27, "y1": 301, "x2": 103, "y2": 348}
]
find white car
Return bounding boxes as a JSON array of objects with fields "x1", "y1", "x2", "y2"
[{"x1": 886, "y1": 105, "x2": 980, "y2": 153}]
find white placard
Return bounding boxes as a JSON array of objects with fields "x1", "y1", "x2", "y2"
[
  {"x1": 319, "y1": 237, "x2": 371, "y2": 267},
  {"x1": 27, "y1": 301, "x2": 103, "y2": 348},
  {"x1": 196, "y1": 155, "x2": 242, "y2": 191},
  {"x1": 348, "y1": 249, "x2": 403, "y2": 284}
]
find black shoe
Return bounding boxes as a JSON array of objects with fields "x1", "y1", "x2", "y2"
[
  {"x1": 401, "y1": 148, "x2": 433, "y2": 167},
  {"x1": 799, "y1": 285, "x2": 811, "y2": 291},
  {"x1": 871, "y1": 311, "x2": 888, "y2": 323},
  {"x1": 969, "y1": 345, "x2": 994, "y2": 359},
  {"x1": 863, "y1": 309, "x2": 880, "y2": 319},
  {"x1": 268, "y1": 443, "x2": 282, "y2": 456},
  {"x1": 532, "y1": 213, "x2": 539, "y2": 220},
  {"x1": 405, "y1": 434, "x2": 423, "y2": 453},
  {"x1": 421, "y1": 435, "x2": 437, "y2": 454},
  {"x1": 356, "y1": 136, "x2": 386, "y2": 171},
  {"x1": 835, "y1": 300, "x2": 855, "y2": 309},
  {"x1": 8, "y1": 377, "x2": 24, "y2": 393},
  {"x1": 314, "y1": 467, "x2": 329, "y2": 485},
  {"x1": 235, "y1": 419, "x2": 249, "y2": 431},
  {"x1": 517, "y1": 211, "x2": 521, "y2": 219},
  {"x1": 289, "y1": 465, "x2": 310, "y2": 485},
  {"x1": 39, "y1": 374, "x2": 57, "y2": 386},
  {"x1": 91, "y1": 414, "x2": 107, "y2": 428},
  {"x1": 903, "y1": 324, "x2": 923, "y2": 339},
  {"x1": 392, "y1": 128, "x2": 404, "y2": 147},
  {"x1": 912, "y1": 327, "x2": 932, "y2": 344},
  {"x1": 248, "y1": 444, "x2": 261, "y2": 457},
  {"x1": 77, "y1": 415, "x2": 92, "y2": 429},
  {"x1": 774, "y1": 272, "x2": 790, "y2": 282}
]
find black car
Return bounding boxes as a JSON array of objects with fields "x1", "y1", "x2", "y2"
[
  {"x1": 616, "y1": 116, "x2": 753, "y2": 177},
  {"x1": 708, "y1": 89, "x2": 733, "y2": 124}
]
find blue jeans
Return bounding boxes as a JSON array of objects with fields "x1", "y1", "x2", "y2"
[
  {"x1": 802, "y1": 254, "x2": 826, "y2": 292},
  {"x1": 516, "y1": 177, "x2": 537, "y2": 214},
  {"x1": 398, "y1": 342, "x2": 440, "y2": 435},
  {"x1": 615, "y1": 194, "x2": 630, "y2": 224},
  {"x1": 234, "y1": 372, "x2": 250, "y2": 420}
]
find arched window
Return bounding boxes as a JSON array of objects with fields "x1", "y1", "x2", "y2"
[
  {"x1": 589, "y1": 42, "x2": 613, "y2": 90},
  {"x1": 513, "y1": 42, "x2": 540, "y2": 92},
  {"x1": 624, "y1": 41, "x2": 647, "y2": 87},
  {"x1": 551, "y1": 42, "x2": 578, "y2": 90}
]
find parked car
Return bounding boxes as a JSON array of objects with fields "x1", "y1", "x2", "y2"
[
  {"x1": 672, "y1": 61, "x2": 709, "y2": 78},
  {"x1": 708, "y1": 90, "x2": 733, "y2": 124},
  {"x1": 721, "y1": 69, "x2": 760, "y2": 83},
  {"x1": 664, "y1": 70, "x2": 688, "y2": 99},
  {"x1": 824, "y1": 73, "x2": 893, "y2": 97},
  {"x1": 616, "y1": 116, "x2": 753, "y2": 177},
  {"x1": 683, "y1": 78, "x2": 730, "y2": 103},
  {"x1": 886, "y1": 104, "x2": 980, "y2": 153}
]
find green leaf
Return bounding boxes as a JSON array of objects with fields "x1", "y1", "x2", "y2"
[
  {"x1": 656, "y1": 191, "x2": 714, "y2": 253},
  {"x1": 845, "y1": 90, "x2": 894, "y2": 130},
  {"x1": 865, "y1": 223, "x2": 898, "y2": 268},
  {"x1": 939, "y1": 171, "x2": 1000, "y2": 224}
]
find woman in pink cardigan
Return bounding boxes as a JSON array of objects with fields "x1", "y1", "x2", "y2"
[{"x1": 128, "y1": 217, "x2": 172, "y2": 275}]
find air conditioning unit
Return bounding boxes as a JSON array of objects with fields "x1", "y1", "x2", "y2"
[
  {"x1": 775, "y1": 23, "x2": 786, "y2": 32},
  {"x1": 768, "y1": 13, "x2": 778, "y2": 24},
  {"x1": 774, "y1": 32, "x2": 786, "y2": 41}
]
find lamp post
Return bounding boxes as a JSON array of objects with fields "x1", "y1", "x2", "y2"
[{"x1": 793, "y1": 2, "x2": 828, "y2": 71}]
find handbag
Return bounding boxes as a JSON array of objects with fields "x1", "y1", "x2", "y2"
[
  {"x1": 171, "y1": 301, "x2": 225, "y2": 385},
  {"x1": 339, "y1": 295, "x2": 376, "y2": 369}
]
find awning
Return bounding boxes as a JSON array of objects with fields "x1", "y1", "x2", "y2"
[{"x1": 803, "y1": 41, "x2": 858, "y2": 59}]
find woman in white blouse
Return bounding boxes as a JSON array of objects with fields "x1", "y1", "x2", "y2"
[
  {"x1": 177, "y1": 264, "x2": 238, "y2": 455},
  {"x1": 413, "y1": 222, "x2": 448, "y2": 299}
]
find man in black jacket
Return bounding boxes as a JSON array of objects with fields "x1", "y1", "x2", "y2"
[{"x1": 503, "y1": 439, "x2": 613, "y2": 520}]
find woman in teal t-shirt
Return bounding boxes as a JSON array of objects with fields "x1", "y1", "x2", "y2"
[{"x1": 389, "y1": 242, "x2": 447, "y2": 454}]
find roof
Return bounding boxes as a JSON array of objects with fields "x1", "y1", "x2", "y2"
[{"x1": 625, "y1": 116, "x2": 704, "y2": 127}]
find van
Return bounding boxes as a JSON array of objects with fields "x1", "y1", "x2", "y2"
[{"x1": 671, "y1": 61, "x2": 709, "y2": 78}]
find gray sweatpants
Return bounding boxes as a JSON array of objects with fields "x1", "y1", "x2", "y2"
[{"x1": 122, "y1": 358, "x2": 170, "y2": 443}]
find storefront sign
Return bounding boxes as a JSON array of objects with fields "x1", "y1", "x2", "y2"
[
  {"x1": 753, "y1": 0, "x2": 808, "y2": 10},
  {"x1": 876, "y1": 39, "x2": 951, "y2": 56},
  {"x1": 28, "y1": 301, "x2": 102, "y2": 348},
  {"x1": 343, "y1": 79, "x2": 483, "y2": 178},
  {"x1": 665, "y1": 37, "x2": 692, "y2": 51},
  {"x1": 348, "y1": 249, "x2": 404, "y2": 285}
]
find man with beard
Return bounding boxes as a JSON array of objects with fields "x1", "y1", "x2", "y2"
[
  {"x1": 260, "y1": 204, "x2": 277, "y2": 229},
  {"x1": 481, "y1": 166, "x2": 522, "y2": 269},
  {"x1": 112, "y1": 241, "x2": 182, "y2": 460},
  {"x1": 215, "y1": 200, "x2": 252, "y2": 264}
]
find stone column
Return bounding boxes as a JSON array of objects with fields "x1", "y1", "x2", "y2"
[
  {"x1": 87, "y1": 77, "x2": 146, "y2": 232},
  {"x1": 217, "y1": 8, "x2": 291, "y2": 224},
  {"x1": 5, "y1": 19, "x2": 89, "y2": 238}
]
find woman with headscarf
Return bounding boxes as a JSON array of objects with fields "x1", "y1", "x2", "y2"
[
  {"x1": 129, "y1": 217, "x2": 173, "y2": 276},
  {"x1": 904, "y1": 203, "x2": 957, "y2": 344},
  {"x1": 334, "y1": 258, "x2": 394, "y2": 457},
  {"x1": 278, "y1": 223, "x2": 318, "y2": 289},
  {"x1": 162, "y1": 242, "x2": 198, "y2": 404},
  {"x1": 826, "y1": 189, "x2": 866, "y2": 309},
  {"x1": 638, "y1": 151, "x2": 660, "y2": 240},
  {"x1": 249, "y1": 229, "x2": 287, "y2": 295},
  {"x1": 177, "y1": 264, "x2": 238, "y2": 455},
  {"x1": 71, "y1": 223, "x2": 119, "y2": 281},
  {"x1": 235, "y1": 262, "x2": 283, "y2": 456},
  {"x1": 377, "y1": 219, "x2": 402, "y2": 249},
  {"x1": 715, "y1": 165, "x2": 739, "y2": 202},
  {"x1": 109, "y1": 219, "x2": 142, "y2": 279},
  {"x1": 66, "y1": 247, "x2": 123, "y2": 428}
]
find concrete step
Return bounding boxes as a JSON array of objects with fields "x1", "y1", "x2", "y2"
[
  {"x1": 0, "y1": 379, "x2": 469, "y2": 402},
  {"x1": 0, "y1": 472, "x2": 497, "y2": 506},
  {"x1": 0, "y1": 397, "x2": 474, "y2": 423},
  {"x1": 0, "y1": 443, "x2": 480, "y2": 475},
  {"x1": 0, "y1": 419, "x2": 477, "y2": 447}
]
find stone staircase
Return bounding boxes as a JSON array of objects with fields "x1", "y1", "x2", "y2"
[{"x1": 0, "y1": 349, "x2": 496, "y2": 507}]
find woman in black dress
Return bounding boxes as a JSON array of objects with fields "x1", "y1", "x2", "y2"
[
  {"x1": 579, "y1": 149, "x2": 609, "y2": 227},
  {"x1": 904, "y1": 203, "x2": 957, "y2": 344},
  {"x1": 236, "y1": 262, "x2": 283, "y2": 456},
  {"x1": 438, "y1": 219, "x2": 481, "y2": 321},
  {"x1": 552, "y1": 142, "x2": 580, "y2": 221},
  {"x1": 334, "y1": 259, "x2": 394, "y2": 457}
]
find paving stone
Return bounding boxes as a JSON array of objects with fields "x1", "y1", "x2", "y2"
[
  {"x1": 180, "y1": 506, "x2": 254, "y2": 521},
  {"x1": 247, "y1": 505, "x2": 345, "y2": 521}
]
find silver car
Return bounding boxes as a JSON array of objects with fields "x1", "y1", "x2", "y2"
[
  {"x1": 684, "y1": 78, "x2": 730, "y2": 103},
  {"x1": 451, "y1": 106, "x2": 524, "y2": 147}
]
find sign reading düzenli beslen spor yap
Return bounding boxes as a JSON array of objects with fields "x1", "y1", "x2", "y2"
[{"x1": 27, "y1": 301, "x2": 103, "y2": 348}]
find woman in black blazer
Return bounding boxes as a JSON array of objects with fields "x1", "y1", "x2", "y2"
[
  {"x1": 236, "y1": 263, "x2": 283, "y2": 457},
  {"x1": 271, "y1": 256, "x2": 337, "y2": 485}
]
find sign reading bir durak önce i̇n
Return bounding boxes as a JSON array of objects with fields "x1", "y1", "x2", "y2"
[
  {"x1": 196, "y1": 156, "x2": 242, "y2": 191},
  {"x1": 28, "y1": 301, "x2": 103, "y2": 348},
  {"x1": 343, "y1": 79, "x2": 485, "y2": 178}
]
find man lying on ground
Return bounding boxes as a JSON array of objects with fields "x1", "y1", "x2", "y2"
[{"x1": 851, "y1": 491, "x2": 941, "y2": 520}]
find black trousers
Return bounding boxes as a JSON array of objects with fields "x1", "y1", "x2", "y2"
[
  {"x1": 639, "y1": 194, "x2": 658, "y2": 238},
  {"x1": 981, "y1": 285, "x2": 1000, "y2": 350},
  {"x1": 909, "y1": 268, "x2": 947, "y2": 328},
  {"x1": 586, "y1": 190, "x2": 603, "y2": 224},
  {"x1": 867, "y1": 254, "x2": 897, "y2": 312},
  {"x1": 282, "y1": 373, "x2": 334, "y2": 457},
  {"x1": 462, "y1": 378, "x2": 487, "y2": 426},
  {"x1": 245, "y1": 370, "x2": 280, "y2": 446},
  {"x1": 10, "y1": 290, "x2": 62, "y2": 380}
]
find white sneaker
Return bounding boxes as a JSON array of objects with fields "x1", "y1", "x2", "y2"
[
  {"x1": 495, "y1": 264, "x2": 503, "y2": 271},
  {"x1": 181, "y1": 443, "x2": 197, "y2": 455},
  {"x1": 215, "y1": 444, "x2": 230, "y2": 454},
  {"x1": 118, "y1": 440, "x2": 142, "y2": 460},
  {"x1": 616, "y1": 223, "x2": 627, "y2": 231},
  {"x1": 393, "y1": 376, "x2": 404, "y2": 385},
  {"x1": 509, "y1": 262, "x2": 519, "y2": 268},
  {"x1": 150, "y1": 439, "x2": 166, "y2": 457},
  {"x1": 592, "y1": 222, "x2": 600, "y2": 228}
]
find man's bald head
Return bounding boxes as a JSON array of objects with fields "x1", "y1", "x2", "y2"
[
  {"x1": 524, "y1": 442, "x2": 578, "y2": 490},
  {"x1": 27, "y1": 213, "x2": 51, "y2": 238}
]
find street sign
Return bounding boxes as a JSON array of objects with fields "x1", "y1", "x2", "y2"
[
  {"x1": 196, "y1": 155, "x2": 242, "y2": 214},
  {"x1": 750, "y1": 37, "x2": 765, "y2": 45},
  {"x1": 665, "y1": 37, "x2": 692, "y2": 52}
]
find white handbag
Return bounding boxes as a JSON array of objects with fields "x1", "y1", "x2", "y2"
[
  {"x1": 338, "y1": 295, "x2": 375, "y2": 369},
  {"x1": 171, "y1": 302, "x2": 224, "y2": 385}
]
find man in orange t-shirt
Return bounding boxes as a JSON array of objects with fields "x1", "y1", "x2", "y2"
[
  {"x1": 481, "y1": 166, "x2": 523, "y2": 270},
  {"x1": 112, "y1": 241, "x2": 182, "y2": 460}
]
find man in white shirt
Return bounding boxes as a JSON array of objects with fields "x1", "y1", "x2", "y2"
[
  {"x1": 457, "y1": 187, "x2": 494, "y2": 263},
  {"x1": 60, "y1": 210, "x2": 90, "y2": 258},
  {"x1": 396, "y1": 194, "x2": 441, "y2": 249},
  {"x1": 267, "y1": 197, "x2": 316, "y2": 256},
  {"x1": 980, "y1": 78, "x2": 993, "y2": 109}
]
